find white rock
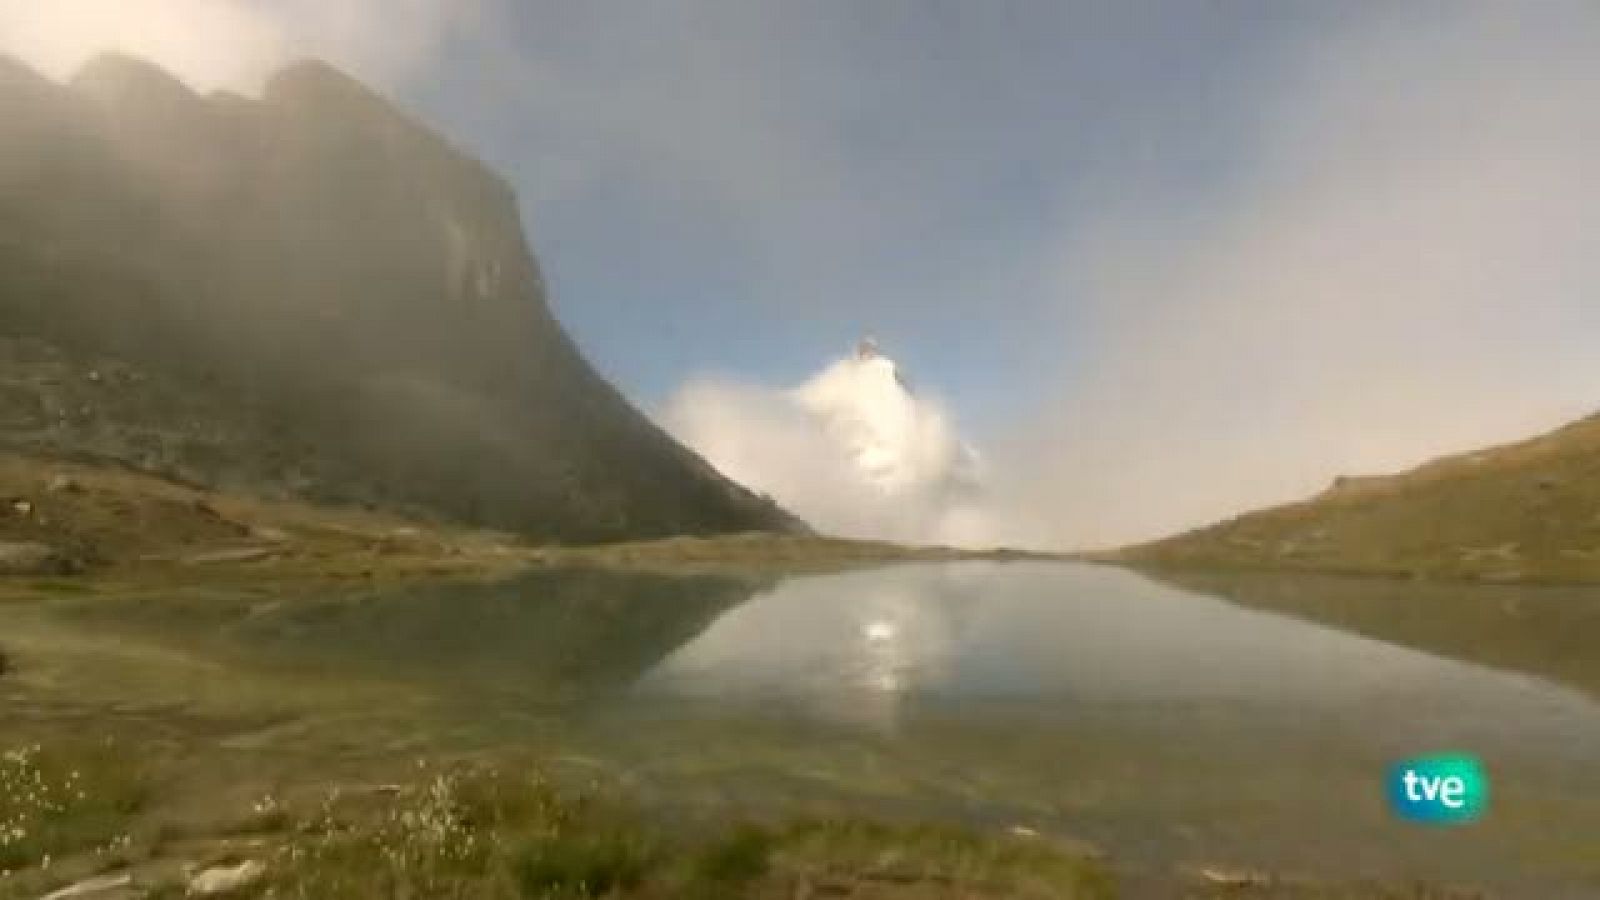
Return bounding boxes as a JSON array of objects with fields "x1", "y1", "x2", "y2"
[
  {"x1": 38, "y1": 873, "x2": 132, "y2": 899},
  {"x1": 187, "y1": 860, "x2": 265, "y2": 896}
]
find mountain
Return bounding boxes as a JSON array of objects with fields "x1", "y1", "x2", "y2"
[
  {"x1": 665, "y1": 338, "x2": 988, "y2": 545},
  {"x1": 1119, "y1": 411, "x2": 1600, "y2": 582},
  {"x1": 794, "y1": 338, "x2": 982, "y2": 500},
  {"x1": 0, "y1": 54, "x2": 797, "y2": 542}
]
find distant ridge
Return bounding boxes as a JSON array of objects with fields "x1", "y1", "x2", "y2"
[{"x1": 1118, "y1": 411, "x2": 1600, "y2": 583}]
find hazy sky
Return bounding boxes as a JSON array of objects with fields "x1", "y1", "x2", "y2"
[{"x1": 4, "y1": 2, "x2": 1598, "y2": 546}]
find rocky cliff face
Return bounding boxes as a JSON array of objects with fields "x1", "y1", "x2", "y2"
[{"x1": 0, "y1": 54, "x2": 797, "y2": 541}]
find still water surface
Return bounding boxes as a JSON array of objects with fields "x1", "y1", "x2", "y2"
[{"x1": 10, "y1": 561, "x2": 1600, "y2": 894}]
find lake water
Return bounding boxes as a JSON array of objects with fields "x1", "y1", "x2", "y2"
[{"x1": 7, "y1": 561, "x2": 1600, "y2": 895}]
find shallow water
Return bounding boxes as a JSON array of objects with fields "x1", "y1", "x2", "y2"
[{"x1": 6, "y1": 561, "x2": 1600, "y2": 894}]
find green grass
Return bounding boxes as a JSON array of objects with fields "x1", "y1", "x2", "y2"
[
  {"x1": 22, "y1": 580, "x2": 96, "y2": 595},
  {"x1": 690, "y1": 824, "x2": 775, "y2": 887},
  {"x1": 511, "y1": 831, "x2": 656, "y2": 898},
  {"x1": 258, "y1": 763, "x2": 1116, "y2": 899},
  {"x1": 0, "y1": 741, "x2": 146, "y2": 875},
  {"x1": 769, "y1": 818, "x2": 1117, "y2": 899},
  {"x1": 0, "y1": 746, "x2": 1499, "y2": 899}
]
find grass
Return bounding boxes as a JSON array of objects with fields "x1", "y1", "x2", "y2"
[
  {"x1": 765, "y1": 818, "x2": 1116, "y2": 899},
  {"x1": 258, "y1": 763, "x2": 1115, "y2": 900},
  {"x1": 0, "y1": 741, "x2": 145, "y2": 876},
  {"x1": 511, "y1": 832, "x2": 656, "y2": 898},
  {"x1": 0, "y1": 450, "x2": 1059, "y2": 592},
  {"x1": 1116, "y1": 410, "x2": 1600, "y2": 584},
  {"x1": 267, "y1": 764, "x2": 651, "y2": 899},
  {"x1": 689, "y1": 824, "x2": 774, "y2": 888},
  {"x1": 0, "y1": 744, "x2": 1512, "y2": 899}
]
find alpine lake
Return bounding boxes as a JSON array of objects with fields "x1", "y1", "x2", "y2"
[{"x1": 3, "y1": 560, "x2": 1598, "y2": 897}]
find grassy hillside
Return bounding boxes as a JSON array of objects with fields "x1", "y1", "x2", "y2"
[
  {"x1": 1118, "y1": 411, "x2": 1600, "y2": 583},
  {"x1": 0, "y1": 451, "x2": 1031, "y2": 587}
]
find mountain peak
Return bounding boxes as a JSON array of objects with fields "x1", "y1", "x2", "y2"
[
  {"x1": 264, "y1": 58, "x2": 389, "y2": 113},
  {"x1": 794, "y1": 344, "x2": 979, "y2": 501},
  {"x1": 0, "y1": 54, "x2": 47, "y2": 88},
  {"x1": 71, "y1": 52, "x2": 197, "y2": 104}
]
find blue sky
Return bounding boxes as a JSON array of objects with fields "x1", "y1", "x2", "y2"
[
  {"x1": 396, "y1": 3, "x2": 1341, "y2": 425},
  {"x1": 6, "y1": 1, "x2": 1599, "y2": 544}
]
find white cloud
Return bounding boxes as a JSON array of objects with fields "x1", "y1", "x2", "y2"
[
  {"x1": 659, "y1": 4, "x2": 1600, "y2": 552},
  {"x1": 663, "y1": 353, "x2": 994, "y2": 547},
  {"x1": 0, "y1": 0, "x2": 477, "y2": 90}
]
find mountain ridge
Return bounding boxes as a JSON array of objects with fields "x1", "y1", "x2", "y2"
[{"x1": 0, "y1": 53, "x2": 798, "y2": 542}]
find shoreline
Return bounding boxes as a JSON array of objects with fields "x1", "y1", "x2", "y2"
[{"x1": 0, "y1": 451, "x2": 1070, "y2": 590}]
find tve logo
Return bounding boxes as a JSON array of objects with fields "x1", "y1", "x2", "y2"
[{"x1": 1387, "y1": 754, "x2": 1488, "y2": 824}]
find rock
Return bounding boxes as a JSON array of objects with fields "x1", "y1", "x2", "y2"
[
  {"x1": 0, "y1": 541, "x2": 79, "y2": 576},
  {"x1": 46, "y1": 475, "x2": 83, "y2": 494},
  {"x1": 187, "y1": 860, "x2": 266, "y2": 896},
  {"x1": 10, "y1": 498, "x2": 34, "y2": 516},
  {"x1": 180, "y1": 546, "x2": 278, "y2": 566},
  {"x1": 1194, "y1": 865, "x2": 1273, "y2": 888},
  {"x1": 248, "y1": 525, "x2": 291, "y2": 543},
  {"x1": 38, "y1": 873, "x2": 133, "y2": 899}
]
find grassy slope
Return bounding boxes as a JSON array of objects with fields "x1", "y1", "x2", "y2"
[
  {"x1": 0, "y1": 451, "x2": 1046, "y2": 585},
  {"x1": 1118, "y1": 411, "x2": 1600, "y2": 583}
]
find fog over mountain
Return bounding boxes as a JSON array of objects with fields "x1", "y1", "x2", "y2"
[
  {"x1": 0, "y1": 53, "x2": 795, "y2": 541},
  {"x1": 666, "y1": 340, "x2": 991, "y2": 546},
  {"x1": 3, "y1": 4, "x2": 1597, "y2": 552}
]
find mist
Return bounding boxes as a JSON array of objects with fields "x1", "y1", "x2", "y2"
[
  {"x1": 659, "y1": 3, "x2": 1600, "y2": 551},
  {"x1": 4, "y1": 3, "x2": 1597, "y2": 552},
  {"x1": 663, "y1": 351, "x2": 993, "y2": 547},
  {"x1": 0, "y1": 0, "x2": 475, "y2": 91},
  {"x1": 993, "y1": 2, "x2": 1600, "y2": 549}
]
